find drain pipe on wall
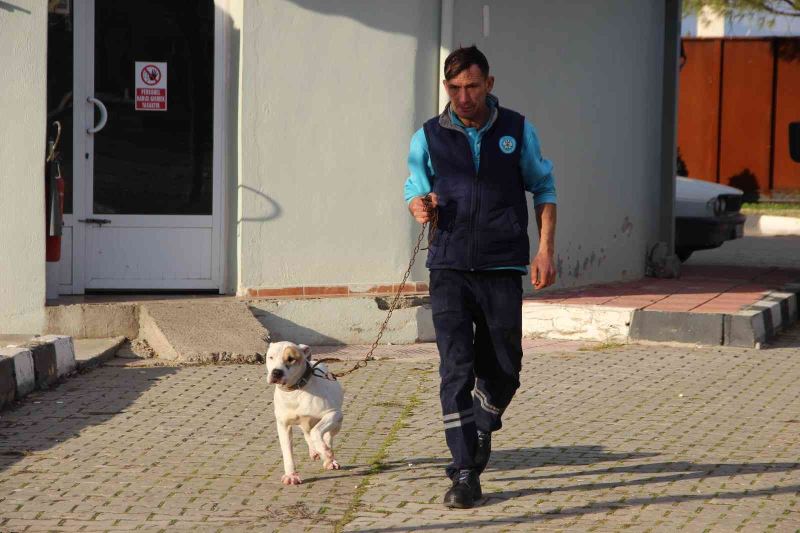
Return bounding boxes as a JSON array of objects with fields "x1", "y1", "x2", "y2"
[{"x1": 438, "y1": 0, "x2": 454, "y2": 113}]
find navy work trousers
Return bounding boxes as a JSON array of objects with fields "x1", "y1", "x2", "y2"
[{"x1": 429, "y1": 269, "x2": 524, "y2": 476}]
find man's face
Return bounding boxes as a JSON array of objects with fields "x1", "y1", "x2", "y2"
[{"x1": 443, "y1": 64, "x2": 494, "y2": 122}]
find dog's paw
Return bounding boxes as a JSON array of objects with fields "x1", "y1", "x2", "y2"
[
  {"x1": 324, "y1": 459, "x2": 340, "y2": 470},
  {"x1": 308, "y1": 449, "x2": 320, "y2": 460},
  {"x1": 281, "y1": 472, "x2": 303, "y2": 485}
]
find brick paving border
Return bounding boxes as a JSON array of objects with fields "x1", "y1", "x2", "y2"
[{"x1": 0, "y1": 335, "x2": 75, "y2": 410}]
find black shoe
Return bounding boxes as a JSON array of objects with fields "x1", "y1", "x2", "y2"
[
  {"x1": 443, "y1": 469, "x2": 482, "y2": 509},
  {"x1": 474, "y1": 430, "x2": 492, "y2": 474}
]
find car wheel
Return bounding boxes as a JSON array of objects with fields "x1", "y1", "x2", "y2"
[{"x1": 676, "y1": 248, "x2": 693, "y2": 263}]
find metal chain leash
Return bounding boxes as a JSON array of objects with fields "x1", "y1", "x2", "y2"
[{"x1": 324, "y1": 196, "x2": 437, "y2": 379}]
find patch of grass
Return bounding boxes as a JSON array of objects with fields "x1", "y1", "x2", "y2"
[
  {"x1": 373, "y1": 400, "x2": 405, "y2": 408},
  {"x1": 578, "y1": 342, "x2": 626, "y2": 352},
  {"x1": 334, "y1": 388, "x2": 422, "y2": 533},
  {"x1": 741, "y1": 202, "x2": 800, "y2": 218}
]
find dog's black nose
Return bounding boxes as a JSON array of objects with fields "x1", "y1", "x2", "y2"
[{"x1": 271, "y1": 369, "x2": 284, "y2": 378}]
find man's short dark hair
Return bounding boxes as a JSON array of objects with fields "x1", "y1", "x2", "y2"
[{"x1": 444, "y1": 46, "x2": 489, "y2": 81}]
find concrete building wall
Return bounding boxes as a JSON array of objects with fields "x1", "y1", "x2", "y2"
[
  {"x1": 0, "y1": 1, "x2": 47, "y2": 333},
  {"x1": 452, "y1": 0, "x2": 666, "y2": 288},
  {"x1": 237, "y1": 0, "x2": 670, "y2": 294},
  {"x1": 237, "y1": 0, "x2": 440, "y2": 294}
]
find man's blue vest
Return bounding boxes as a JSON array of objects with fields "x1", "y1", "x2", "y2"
[{"x1": 423, "y1": 106, "x2": 529, "y2": 271}]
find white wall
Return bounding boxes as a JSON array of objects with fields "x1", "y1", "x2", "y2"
[
  {"x1": 683, "y1": 7, "x2": 725, "y2": 37},
  {"x1": 237, "y1": 0, "x2": 669, "y2": 293},
  {"x1": 726, "y1": 14, "x2": 800, "y2": 36},
  {"x1": 683, "y1": 9, "x2": 800, "y2": 37},
  {"x1": 237, "y1": 0, "x2": 440, "y2": 293},
  {"x1": 0, "y1": 1, "x2": 47, "y2": 333},
  {"x1": 452, "y1": 0, "x2": 666, "y2": 288}
]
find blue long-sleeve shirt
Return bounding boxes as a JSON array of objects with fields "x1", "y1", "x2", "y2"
[
  {"x1": 404, "y1": 107, "x2": 557, "y2": 206},
  {"x1": 404, "y1": 100, "x2": 557, "y2": 272}
]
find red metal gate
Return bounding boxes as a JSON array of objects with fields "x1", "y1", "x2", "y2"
[
  {"x1": 773, "y1": 39, "x2": 800, "y2": 191},
  {"x1": 678, "y1": 37, "x2": 800, "y2": 196}
]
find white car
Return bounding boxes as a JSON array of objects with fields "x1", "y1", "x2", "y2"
[{"x1": 675, "y1": 176, "x2": 746, "y2": 262}]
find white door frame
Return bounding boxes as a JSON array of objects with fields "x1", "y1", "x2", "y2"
[
  {"x1": 212, "y1": 0, "x2": 231, "y2": 295},
  {"x1": 59, "y1": 0, "x2": 92, "y2": 295},
  {"x1": 59, "y1": 0, "x2": 229, "y2": 294}
]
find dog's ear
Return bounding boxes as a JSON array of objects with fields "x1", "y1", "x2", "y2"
[{"x1": 298, "y1": 344, "x2": 311, "y2": 358}]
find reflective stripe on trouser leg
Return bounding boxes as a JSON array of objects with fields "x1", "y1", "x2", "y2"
[
  {"x1": 472, "y1": 272, "x2": 523, "y2": 433},
  {"x1": 442, "y1": 408, "x2": 477, "y2": 474},
  {"x1": 430, "y1": 270, "x2": 479, "y2": 473}
]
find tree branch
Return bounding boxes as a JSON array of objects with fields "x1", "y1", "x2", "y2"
[
  {"x1": 683, "y1": 0, "x2": 800, "y2": 19},
  {"x1": 756, "y1": 0, "x2": 800, "y2": 16}
]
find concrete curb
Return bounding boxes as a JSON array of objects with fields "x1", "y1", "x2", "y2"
[
  {"x1": 630, "y1": 282, "x2": 800, "y2": 348},
  {"x1": 522, "y1": 302, "x2": 634, "y2": 343},
  {"x1": 75, "y1": 336, "x2": 126, "y2": 370},
  {"x1": 629, "y1": 311, "x2": 724, "y2": 345},
  {"x1": 40, "y1": 334, "x2": 77, "y2": 376},
  {"x1": 0, "y1": 335, "x2": 76, "y2": 410},
  {"x1": 45, "y1": 303, "x2": 139, "y2": 339},
  {"x1": 744, "y1": 214, "x2": 800, "y2": 236},
  {"x1": 0, "y1": 347, "x2": 35, "y2": 397}
]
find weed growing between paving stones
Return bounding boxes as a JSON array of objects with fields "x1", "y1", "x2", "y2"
[
  {"x1": 373, "y1": 400, "x2": 405, "y2": 408},
  {"x1": 334, "y1": 387, "x2": 422, "y2": 533}
]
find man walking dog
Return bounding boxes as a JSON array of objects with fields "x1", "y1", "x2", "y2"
[{"x1": 404, "y1": 46, "x2": 557, "y2": 509}]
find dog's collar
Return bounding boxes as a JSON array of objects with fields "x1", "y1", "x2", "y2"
[
  {"x1": 285, "y1": 361, "x2": 330, "y2": 391},
  {"x1": 286, "y1": 361, "x2": 315, "y2": 390}
]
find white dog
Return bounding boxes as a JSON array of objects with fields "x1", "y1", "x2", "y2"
[{"x1": 265, "y1": 341, "x2": 344, "y2": 485}]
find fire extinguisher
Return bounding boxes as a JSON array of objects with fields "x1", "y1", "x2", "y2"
[{"x1": 45, "y1": 121, "x2": 64, "y2": 262}]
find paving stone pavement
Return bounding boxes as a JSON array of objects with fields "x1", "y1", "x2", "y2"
[{"x1": 1, "y1": 328, "x2": 800, "y2": 532}]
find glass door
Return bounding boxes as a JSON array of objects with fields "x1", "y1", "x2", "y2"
[
  {"x1": 80, "y1": 0, "x2": 220, "y2": 290},
  {"x1": 92, "y1": 0, "x2": 214, "y2": 217}
]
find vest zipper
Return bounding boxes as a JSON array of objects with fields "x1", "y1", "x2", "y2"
[
  {"x1": 468, "y1": 132, "x2": 490, "y2": 271},
  {"x1": 448, "y1": 114, "x2": 497, "y2": 272},
  {"x1": 470, "y1": 174, "x2": 480, "y2": 271}
]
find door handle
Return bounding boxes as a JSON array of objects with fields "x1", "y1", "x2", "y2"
[
  {"x1": 78, "y1": 218, "x2": 112, "y2": 226},
  {"x1": 87, "y1": 96, "x2": 108, "y2": 134}
]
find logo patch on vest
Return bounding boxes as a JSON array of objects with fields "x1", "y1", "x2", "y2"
[{"x1": 499, "y1": 136, "x2": 517, "y2": 154}]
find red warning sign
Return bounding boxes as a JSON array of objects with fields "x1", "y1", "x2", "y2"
[{"x1": 135, "y1": 62, "x2": 167, "y2": 111}]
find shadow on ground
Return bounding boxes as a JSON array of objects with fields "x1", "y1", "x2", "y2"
[
  {"x1": 354, "y1": 479, "x2": 800, "y2": 531},
  {"x1": 382, "y1": 445, "x2": 658, "y2": 479},
  {"x1": 765, "y1": 321, "x2": 800, "y2": 349},
  {"x1": 247, "y1": 305, "x2": 343, "y2": 345},
  {"x1": 489, "y1": 459, "x2": 800, "y2": 495},
  {"x1": 353, "y1": 447, "x2": 800, "y2": 532},
  {"x1": 0, "y1": 365, "x2": 178, "y2": 474}
]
